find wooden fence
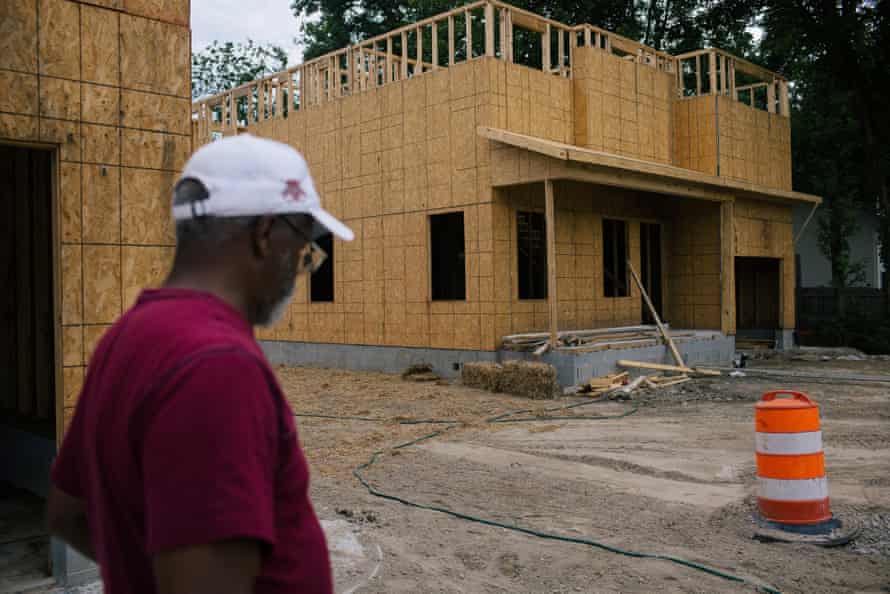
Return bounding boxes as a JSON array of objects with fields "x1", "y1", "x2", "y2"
[{"x1": 797, "y1": 287, "x2": 889, "y2": 327}]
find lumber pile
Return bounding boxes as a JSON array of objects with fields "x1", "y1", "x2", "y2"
[
  {"x1": 616, "y1": 359, "x2": 721, "y2": 377},
  {"x1": 501, "y1": 325, "x2": 682, "y2": 352},
  {"x1": 461, "y1": 360, "x2": 559, "y2": 400}
]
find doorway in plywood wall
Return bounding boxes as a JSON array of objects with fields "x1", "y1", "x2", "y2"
[
  {"x1": 735, "y1": 256, "x2": 780, "y2": 339},
  {"x1": 0, "y1": 145, "x2": 58, "y2": 590}
]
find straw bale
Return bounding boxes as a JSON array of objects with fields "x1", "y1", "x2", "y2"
[{"x1": 461, "y1": 362, "x2": 504, "y2": 392}]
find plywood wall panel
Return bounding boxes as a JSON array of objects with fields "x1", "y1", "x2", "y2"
[
  {"x1": 121, "y1": 90, "x2": 191, "y2": 135},
  {"x1": 0, "y1": 70, "x2": 38, "y2": 115},
  {"x1": 39, "y1": 118, "x2": 80, "y2": 161},
  {"x1": 122, "y1": 245, "x2": 174, "y2": 308},
  {"x1": 82, "y1": 3, "x2": 121, "y2": 86},
  {"x1": 120, "y1": 14, "x2": 190, "y2": 97},
  {"x1": 121, "y1": 168, "x2": 176, "y2": 244},
  {"x1": 38, "y1": 0, "x2": 80, "y2": 79},
  {"x1": 82, "y1": 83, "x2": 120, "y2": 126},
  {"x1": 61, "y1": 244, "x2": 83, "y2": 325},
  {"x1": 123, "y1": 0, "x2": 189, "y2": 25},
  {"x1": 60, "y1": 162, "x2": 82, "y2": 243},
  {"x1": 62, "y1": 325, "x2": 83, "y2": 367},
  {"x1": 40, "y1": 76, "x2": 80, "y2": 120},
  {"x1": 1, "y1": 0, "x2": 38, "y2": 73},
  {"x1": 83, "y1": 245, "x2": 122, "y2": 324},
  {"x1": 82, "y1": 164, "x2": 121, "y2": 243},
  {"x1": 82, "y1": 124, "x2": 121, "y2": 165},
  {"x1": 122, "y1": 129, "x2": 190, "y2": 171}
]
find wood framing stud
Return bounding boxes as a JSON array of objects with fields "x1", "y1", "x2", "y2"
[
  {"x1": 543, "y1": 24, "x2": 551, "y2": 72},
  {"x1": 432, "y1": 22, "x2": 439, "y2": 67},
  {"x1": 720, "y1": 201, "x2": 736, "y2": 335},
  {"x1": 544, "y1": 179, "x2": 558, "y2": 346},
  {"x1": 485, "y1": 3, "x2": 495, "y2": 56},
  {"x1": 466, "y1": 10, "x2": 473, "y2": 60},
  {"x1": 448, "y1": 15, "x2": 455, "y2": 66}
]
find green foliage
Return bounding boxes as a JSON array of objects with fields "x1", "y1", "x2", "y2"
[
  {"x1": 808, "y1": 314, "x2": 890, "y2": 355},
  {"x1": 192, "y1": 40, "x2": 289, "y2": 101}
]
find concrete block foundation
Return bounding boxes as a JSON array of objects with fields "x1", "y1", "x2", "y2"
[{"x1": 261, "y1": 332, "x2": 735, "y2": 387}]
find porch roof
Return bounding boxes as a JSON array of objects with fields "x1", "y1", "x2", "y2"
[{"x1": 479, "y1": 126, "x2": 822, "y2": 205}]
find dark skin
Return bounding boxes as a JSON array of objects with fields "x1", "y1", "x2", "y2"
[{"x1": 47, "y1": 214, "x2": 314, "y2": 594}]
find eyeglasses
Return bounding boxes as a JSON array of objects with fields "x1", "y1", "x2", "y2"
[{"x1": 278, "y1": 216, "x2": 327, "y2": 274}]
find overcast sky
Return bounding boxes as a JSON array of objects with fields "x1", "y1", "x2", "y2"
[{"x1": 191, "y1": 0, "x2": 306, "y2": 64}]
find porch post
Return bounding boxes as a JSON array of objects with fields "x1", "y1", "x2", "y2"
[
  {"x1": 545, "y1": 179, "x2": 558, "y2": 346},
  {"x1": 720, "y1": 200, "x2": 736, "y2": 335}
]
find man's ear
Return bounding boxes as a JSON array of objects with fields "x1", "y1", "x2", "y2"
[{"x1": 250, "y1": 216, "x2": 276, "y2": 260}]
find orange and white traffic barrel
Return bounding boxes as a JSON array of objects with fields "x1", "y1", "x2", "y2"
[
  {"x1": 753, "y1": 390, "x2": 857, "y2": 545},
  {"x1": 755, "y1": 390, "x2": 830, "y2": 524}
]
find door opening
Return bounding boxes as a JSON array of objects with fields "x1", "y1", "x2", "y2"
[
  {"x1": 735, "y1": 256, "x2": 780, "y2": 338},
  {"x1": 640, "y1": 222, "x2": 663, "y2": 323},
  {"x1": 0, "y1": 144, "x2": 57, "y2": 587}
]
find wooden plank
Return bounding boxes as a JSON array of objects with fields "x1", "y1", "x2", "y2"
[
  {"x1": 417, "y1": 27, "x2": 423, "y2": 74},
  {"x1": 506, "y1": 9, "x2": 513, "y2": 62},
  {"x1": 628, "y1": 260, "x2": 686, "y2": 367},
  {"x1": 617, "y1": 360, "x2": 721, "y2": 376},
  {"x1": 465, "y1": 9, "x2": 473, "y2": 61},
  {"x1": 542, "y1": 24, "x2": 550, "y2": 71},
  {"x1": 401, "y1": 32, "x2": 409, "y2": 79},
  {"x1": 558, "y1": 28, "x2": 565, "y2": 72},
  {"x1": 767, "y1": 81, "x2": 776, "y2": 113},
  {"x1": 709, "y1": 51, "x2": 717, "y2": 95},
  {"x1": 485, "y1": 3, "x2": 495, "y2": 56},
  {"x1": 695, "y1": 55, "x2": 701, "y2": 95},
  {"x1": 499, "y1": 8, "x2": 507, "y2": 56},
  {"x1": 677, "y1": 58, "x2": 685, "y2": 97},
  {"x1": 544, "y1": 179, "x2": 558, "y2": 346},
  {"x1": 720, "y1": 201, "x2": 736, "y2": 336},
  {"x1": 779, "y1": 81, "x2": 789, "y2": 116},
  {"x1": 432, "y1": 22, "x2": 439, "y2": 68},
  {"x1": 32, "y1": 150, "x2": 53, "y2": 419},
  {"x1": 386, "y1": 36, "x2": 393, "y2": 83},
  {"x1": 448, "y1": 15, "x2": 455, "y2": 66},
  {"x1": 584, "y1": 26, "x2": 591, "y2": 47},
  {"x1": 14, "y1": 149, "x2": 34, "y2": 416}
]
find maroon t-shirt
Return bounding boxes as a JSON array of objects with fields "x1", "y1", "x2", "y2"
[{"x1": 51, "y1": 288, "x2": 332, "y2": 594}]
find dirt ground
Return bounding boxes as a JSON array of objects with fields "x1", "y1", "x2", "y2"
[{"x1": 280, "y1": 359, "x2": 890, "y2": 594}]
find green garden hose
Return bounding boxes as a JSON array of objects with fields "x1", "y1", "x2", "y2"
[{"x1": 296, "y1": 399, "x2": 781, "y2": 594}]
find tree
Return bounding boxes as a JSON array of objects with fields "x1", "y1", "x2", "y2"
[{"x1": 192, "y1": 40, "x2": 289, "y2": 101}]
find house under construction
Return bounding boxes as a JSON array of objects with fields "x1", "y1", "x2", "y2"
[{"x1": 192, "y1": 1, "x2": 819, "y2": 383}]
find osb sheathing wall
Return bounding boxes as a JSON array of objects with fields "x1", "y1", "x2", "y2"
[
  {"x1": 572, "y1": 47, "x2": 674, "y2": 164},
  {"x1": 0, "y1": 0, "x2": 191, "y2": 435},
  {"x1": 492, "y1": 181, "x2": 655, "y2": 338},
  {"x1": 665, "y1": 201, "x2": 722, "y2": 330},
  {"x1": 734, "y1": 198, "x2": 795, "y2": 329},
  {"x1": 244, "y1": 58, "x2": 519, "y2": 351},
  {"x1": 673, "y1": 95, "x2": 792, "y2": 191}
]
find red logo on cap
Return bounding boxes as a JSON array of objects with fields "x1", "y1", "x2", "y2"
[{"x1": 283, "y1": 179, "x2": 305, "y2": 202}]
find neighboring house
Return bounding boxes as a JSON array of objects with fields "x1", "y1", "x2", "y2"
[
  {"x1": 192, "y1": 1, "x2": 820, "y2": 377},
  {"x1": 793, "y1": 204, "x2": 885, "y2": 289}
]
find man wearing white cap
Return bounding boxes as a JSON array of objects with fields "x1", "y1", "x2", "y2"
[{"x1": 47, "y1": 135, "x2": 352, "y2": 594}]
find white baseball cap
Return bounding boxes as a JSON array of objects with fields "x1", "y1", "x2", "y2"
[{"x1": 172, "y1": 134, "x2": 354, "y2": 241}]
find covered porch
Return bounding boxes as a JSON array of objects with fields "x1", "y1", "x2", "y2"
[{"x1": 481, "y1": 126, "x2": 819, "y2": 380}]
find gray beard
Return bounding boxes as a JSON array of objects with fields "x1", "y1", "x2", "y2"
[{"x1": 258, "y1": 284, "x2": 294, "y2": 327}]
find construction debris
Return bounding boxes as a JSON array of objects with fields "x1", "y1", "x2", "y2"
[
  {"x1": 461, "y1": 361, "x2": 559, "y2": 400},
  {"x1": 501, "y1": 325, "x2": 699, "y2": 353},
  {"x1": 580, "y1": 372, "x2": 628, "y2": 397},
  {"x1": 616, "y1": 359, "x2": 721, "y2": 377},
  {"x1": 401, "y1": 363, "x2": 440, "y2": 382}
]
